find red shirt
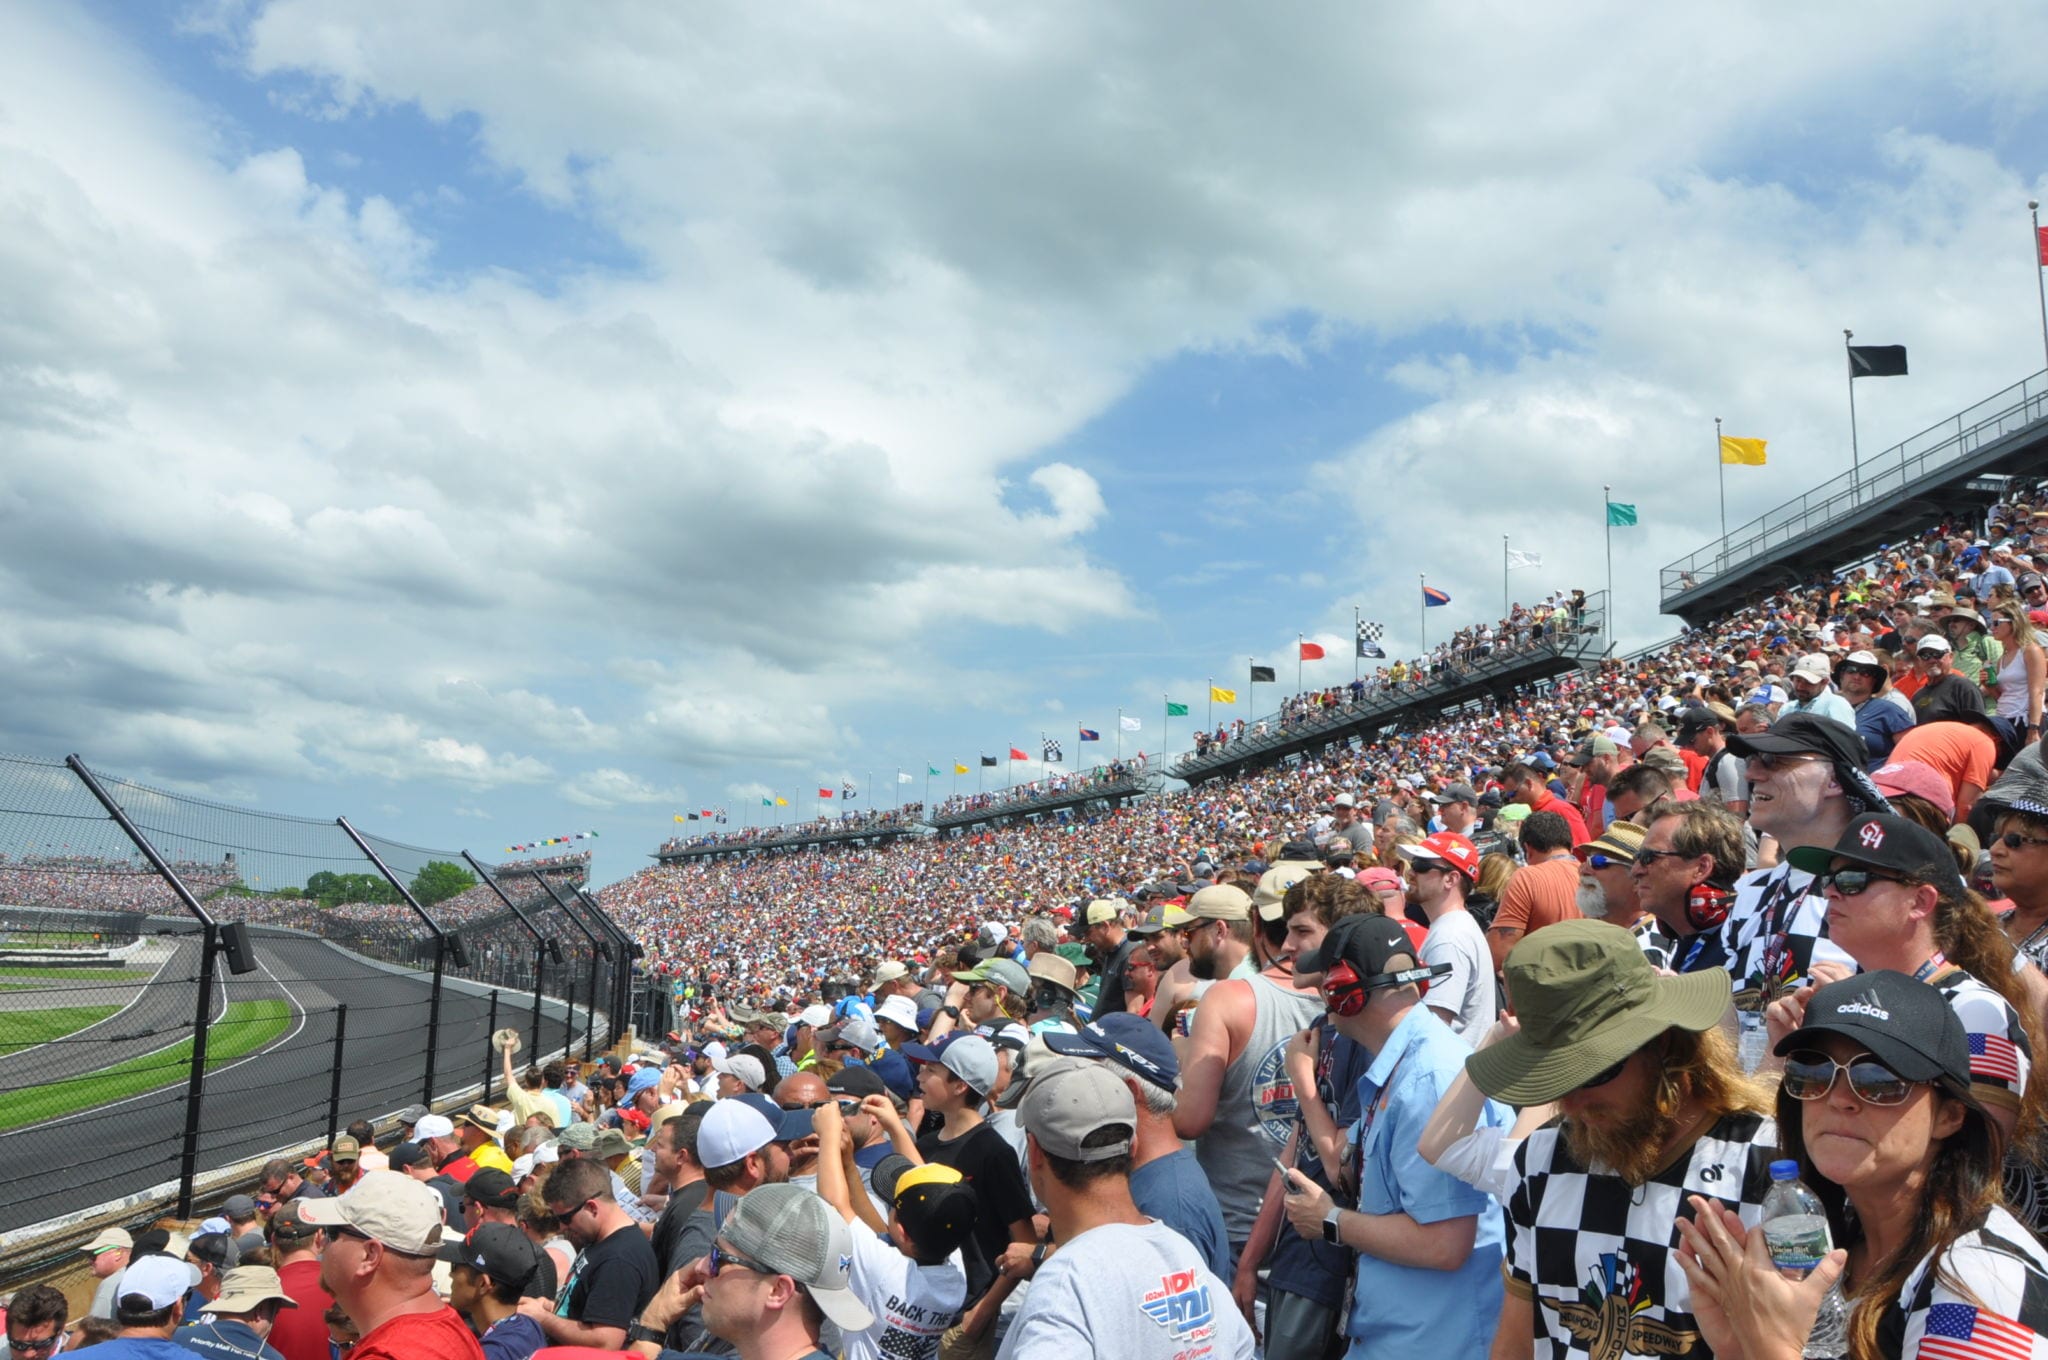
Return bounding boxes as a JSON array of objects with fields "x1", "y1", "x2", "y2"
[
  {"x1": 1528, "y1": 790, "x2": 1592, "y2": 846},
  {"x1": 268, "y1": 1259, "x2": 335, "y2": 1360},
  {"x1": 352, "y1": 1305, "x2": 484, "y2": 1360},
  {"x1": 439, "y1": 1152, "x2": 478, "y2": 1184}
]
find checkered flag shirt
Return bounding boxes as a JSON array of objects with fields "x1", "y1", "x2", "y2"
[
  {"x1": 1892, "y1": 1205, "x2": 2048, "y2": 1360},
  {"x1": 1356, "y1": 619, "x2": 1386, "y2": 658},
  {"x1": 1504, "y1": 1110, "x2": 1780, "y2": 1360}
]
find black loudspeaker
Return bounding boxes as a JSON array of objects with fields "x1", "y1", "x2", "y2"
[
  {"x1": 546, "y1": 939, "x2": 565, "y2": 965},
  {"x1": 219, "y1": 920, "x2": 257, "y2": 976},
  {"x1": 446, "y1": 935, "x2": 470, "y2": 969},
  {"x1": 598, "y1": 943, "x2": 614, "y2": 962}
]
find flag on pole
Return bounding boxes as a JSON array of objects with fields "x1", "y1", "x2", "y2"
[
  {"x1": 1606, "y1": 502, "x2": 1638, "y2": 526},
  {"x1": 674, "y1": 814, "x2": 688, "y2": 822},
  {"x1": 760, "y1": 796, "x2": 773, "y2": 807},
  {"x1": 1422, "y1": 586, "x2": 1451, "y2": 607},
  {"x1": 1249, "y1": 665, "x2": 1276, "y2": 682},
  {"x1": 1848, "y1": 345, "x2": 1909, "y2": 377},
  {"x1": 1505, "y1": 549, "x2": 1543, "y2": 569},
  {"x1": 955, "y1": 762, "x2": 971, "y2": 774},
  {"x1": 1210, "y1": 686, "x2": 1237, "y2": 703},
  {"x1": 898, "y1": 771, "x2": 915, "y2": 783},
  {"x1": 928, "y1": 765, "x2": 941, "y2": 776},
  {"x1": 1119, "y1": 715, "x2": 1142, "y2": 732},
  {"x1": 980, "y1": 756, "x2": 998, "y2": 768},
  {"x1": 818, "y1": 788, "x2": 834, "y2": 799},
  {"x1": 775, "y1": 796, "x2": 788, "y2": 807},
  {"x1": 1009, "y1": 747, "x2": 1029, "y2": 761},
  {"x1": 1042, "y1": 739, "x2": 1063, "y2": 763},
  {"x1": 1719, "y1": 436, "x2": 1768, "y2": 465},
  {"x1": 2038, "y1": 226, "x2": 2048, "y2": 266},
  {"x1": 842, "y1": 781, "x2": 857, "y2": 800},
  {"x1": 1166, "y1": 701, "x2": 1189, "y2": 716},
  {"x1": 1299, "y1": 641, "x2": 1325, "y2": 660},
  {"x1": 684, "y1": 812, "x2": 699, "y2": 820},
  {"x1": 1078, "y1": 728, "x2": 1101, "y2": 741},
  {"x1": 1356, "y1": 620, "x2": 1386, "y2": 658}
]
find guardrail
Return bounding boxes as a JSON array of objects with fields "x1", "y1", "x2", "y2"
[{"x1": 1661, "y1": 370, "x2": 2048, "y2": 605}]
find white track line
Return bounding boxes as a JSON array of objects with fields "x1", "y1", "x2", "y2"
[{"x1": 0, "y1": 939, "x2": 188, "y2": 1063}]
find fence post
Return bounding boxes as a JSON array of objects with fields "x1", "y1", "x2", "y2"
[
  {"x1": 337, "y1": 817, "x2": 448, "y2": 1106},
  {"x1": 528, "y1": 872, "x2": 608, "y2": 1047},
  {"x1": 483, "y1": 991, "x2": 499, "y2": 1102},
  {"x1": 66, "y1": 755, "x2": 221, "y2": 1221},
  {"x1": 531, "y1": 946, "x2": 546, "y2": 1059},
  {"x1": 564, "y1": 970, "x2": 578, "y2": 1059},
  {"x1": 585, "y1": 950, "x2": 598, "y2": 1058},
  {"x1": 327, "y1": 1005, "x2": 348, "y2": 1149},
  {"x1": 458, "y1": 852, "x2": 552, "y2": 1063}
]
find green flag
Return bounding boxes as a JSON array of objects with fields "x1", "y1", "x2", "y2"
[
  {"x1": 927, "y1": 764, "x2": 940, "y2": 776},
  {"x1": 760, "y1": 796, "x2": 773, "y2": 807},
  {"x1": 1166, "y1": 701, "x2": 1189, "y2": 716},
  {"x1": 1605, "y1": 502, "x2": 1637, "y2": 527}
]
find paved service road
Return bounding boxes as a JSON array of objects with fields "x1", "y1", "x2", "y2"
[{"x1": 0, "y1": 924, "x2": 584, "y2": 1230}]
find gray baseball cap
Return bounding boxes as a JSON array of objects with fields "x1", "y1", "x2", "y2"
[
  {"x1": 720, "y1": 1184, "x2": 875, "y2": 1330},
  {"x1": 1018, "y1": 1058, "x2": 1135, "y2": 1162}
]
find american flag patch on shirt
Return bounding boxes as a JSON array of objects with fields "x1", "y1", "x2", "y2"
[
  {"x1": 1972, "y1": 1033, "x2": 2023, "y2": 1084},
  {"x1": 1921, "y1": 1303, "x2": 2037, "y2": 1360}
]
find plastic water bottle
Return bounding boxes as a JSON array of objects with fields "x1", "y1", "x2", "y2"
[
  {"x1": 1761, "y1": 1159, "x2": 1848, "y2": 1359},
  {"x1": 1738, "y1": 1010, "x2": 1768, "y2": 1075}
]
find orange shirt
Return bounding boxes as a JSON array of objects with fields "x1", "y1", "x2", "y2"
[
  {"x1": 1492, "y1": 855, "x2": 1584, "y2": 936},
  {"x1": 1890, "y1": 722, "x2": 1997, "y2": 805}
]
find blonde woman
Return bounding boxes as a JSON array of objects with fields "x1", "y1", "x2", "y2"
[{"x1": 1989, "y1": 595, "x2": 2045, "y2": 748}]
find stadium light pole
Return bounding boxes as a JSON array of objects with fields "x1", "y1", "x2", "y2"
[{"x1": 68, "y1": 754, "x2": 221, "y2": 1219}]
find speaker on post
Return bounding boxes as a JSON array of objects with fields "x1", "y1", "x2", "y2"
[
  {"x1": 219, "y1": 920, "x2": 257, "y2": 976},
  {"x1": 446, "y1": 934, "x2": 470, "y2": 969},
  {"x1": 546, "y1": 939, "x2": 565, "y2": 965}
]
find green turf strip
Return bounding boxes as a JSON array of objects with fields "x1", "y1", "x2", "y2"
[
  {"x1": 0, "y1": 999, "x2": 293, "y2": 1133},
  {"x1": 0, "y1": 1005, "x2": 122, "y2": 1058},
  {"x1": 0, "y1": 966, "x2": 149, "y2": 983}
]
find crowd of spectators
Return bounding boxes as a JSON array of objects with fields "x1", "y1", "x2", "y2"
[{"x1": 659, "y1": 808, "x2": 928, "y2": 856}]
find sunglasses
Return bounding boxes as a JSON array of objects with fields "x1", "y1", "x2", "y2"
[
  {"x1": 1781, "y1": 1050, "x2": 1916, "y2": 1106},
  {"x1": 1917, "y1": 649, "x2": 1948, "y2": 660},
  {"x1": 1576, "y1": 1053, "x2": 1631, "y2": 1091},
  {"x1": 1747, "y1": 751, "x2": 1828, "y2": 772},
  {"x1": 1408, "y1": 860, "x2": 1453, "y2": 876},
  {"x1": 7, "y1": 1338, "x2": 59, "y2": 1357},
  {"x1": 1631, "y1": 847, "x2": 1686, "y2": 868},
  {"x1": 1581, "y1": 853, "x2": 1631, "y2": 871},
  {"x1": 1815, "y1": 868, "x2": 1911, "y2": 896},
  {"x1": 710, "y1": 1243, "x2": 777, "y2": 1277},
  {"x1": 1996, "y1": 831, "x2": 2048, "y2": 851}
]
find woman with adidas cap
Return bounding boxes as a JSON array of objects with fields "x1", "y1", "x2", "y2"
[
  {"x1": 1764, "y1": 813, "x2": 2048, "y2": 1233},
  {"x1": 1679, "y1": 971, "x2": 2048, "y2": 1360}
]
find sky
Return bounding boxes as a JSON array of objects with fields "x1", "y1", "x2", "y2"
[{"x1": 4, "y1": 2, "x2": 2048, "y2": 887}]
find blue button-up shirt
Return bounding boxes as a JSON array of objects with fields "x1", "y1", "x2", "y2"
[{"x1": 1345, "y1": 1004, "x2": 1509, "y2": 1360}]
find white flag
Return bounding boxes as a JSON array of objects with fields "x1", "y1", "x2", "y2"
[
  {"x1": 897, "y1": 771, "x2": 914, "y2": 783},
  {"x1": 1506, "y1": 549, "x2": 1543, "y2": 569},
  {"x1": 1119, "y1": 716, "x2": 1142, "y2": 732}
]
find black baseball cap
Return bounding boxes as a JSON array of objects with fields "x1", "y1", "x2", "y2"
[
  {"x1": 1785, "y1": 814, "x2": 1966, "y2": 900},
  {"x1": 386, "y1": 1141, "x2": 431, "y2": 1172},
  {"x1": 1774, "y1": 970, "x2": 1974, "y2": 1101},
  {"x1": 824, "y1": 1064, "x2": 888, "y2": 1099},
  {"x1": 437, "y1": 1223, "x2": 543, "y2": 1293},
  {"x1": 1042, "y1": 1013, "x2": 1181, "y2": 1092},
  {"x1": 868, "y1": 1154, "x2": 978, "y2": 1259},
  {"x1": 1296, "y1": 913, "x2": 1416, "y2": 978},
  {"x1": 1726, "y1": 712, "x2": 1892, "y2": 812},
  {"x1": 462, "y1": 1168, "x2": 520, "y2": 1210}
]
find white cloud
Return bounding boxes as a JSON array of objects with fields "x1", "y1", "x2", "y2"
[{"x1": 560, "y1": 767, "x2": 688, "y2": 810}]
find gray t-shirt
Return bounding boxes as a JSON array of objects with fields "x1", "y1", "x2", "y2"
[
  {"x1": 1420, "y1": 908, "x2": 1497, "y2": 1036},
  {"x1": 997, "y1": 1219, "x2": 1253, "y2": 1360}
]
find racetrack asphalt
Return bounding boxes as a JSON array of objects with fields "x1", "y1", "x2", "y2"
[{"x1": 0, "y1": 923, "x2": 584, "y2": 1230}]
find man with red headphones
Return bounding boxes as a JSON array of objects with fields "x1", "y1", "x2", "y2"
[
  {"x1": 1278, "y1": 914, "x2": 1508, "y2": 1360},
  {"x1": 1630, "y1": 802, "x2": 1747, "y2": 974}
]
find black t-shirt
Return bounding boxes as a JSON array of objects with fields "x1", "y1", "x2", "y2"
[
  {"x1": 649, "y1": 1178, "x2": 713, "y2": 1278},
  {"x1": 1092, "y1": 936, "x2": 1141, "y2": 1017},
  {"x1": 560, "y1": 1222, "x2": 659, "y2": 1331},
  {"x1": 917, "y1": 1120, "x2": 1033, "y2": 1302}
]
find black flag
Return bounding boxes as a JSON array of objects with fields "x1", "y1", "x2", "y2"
[
  {"x1": 1848, "y1": 345, "x2": 1908, "y2": 378},
  {"x1": 1250, "y1": 664, "x2": 1277, "y2": 683},
  {"x1": 980, "y1": 755, "x2": 998, "y2": 767}
]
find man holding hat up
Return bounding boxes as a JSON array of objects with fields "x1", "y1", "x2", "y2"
[
  {"x1": 998, "y1": 1061, "x2": 1252, "y2": 1360},
  {"x1": 1471, "y1": 921, "x2": 1778, "y2": 1360},
  {"x1": 1279, "y1": 916, "x2": 1507, "y2": 1360}
]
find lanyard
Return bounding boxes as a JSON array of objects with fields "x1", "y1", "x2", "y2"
[
  {"x1": 1912, "y1": 951, "x2": 1949, "y2": 983},
  {"x1": 1352, "y1": 1048, "x2": 1411, "y2": 1183}
]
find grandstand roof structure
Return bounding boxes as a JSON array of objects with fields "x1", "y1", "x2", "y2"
[{"x1": 1660, "y1": 369, "x2": 2048, "y2": 624}]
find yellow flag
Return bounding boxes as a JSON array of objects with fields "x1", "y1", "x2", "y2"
[
  {"x1": 954, "y1": 763, "x2": 969, "y2": 775},
  {"x1": 1719, "y1": 436, "x2": 1767, "y2": 466},
  {"x1": 1210, "y1": 685, "x2": 1237, "y2": 704},
  {"x1": 673, "y1": 814, "x2": 685, "y2": 823},
  {"x1": 774, "y1": 796, "x2": 788, "y2": 807}
]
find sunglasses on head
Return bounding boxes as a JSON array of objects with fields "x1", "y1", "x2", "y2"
[{"x1": 1781, "y1": 1050, "x2": 1916, "y2": 1105}]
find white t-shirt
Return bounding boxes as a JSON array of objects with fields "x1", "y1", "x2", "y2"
[
  {"x1": 1421, "y1": 908, "x2": 1498, "y2": 1036},
  {"x1": 841, "y1": 1224, "x2": 966, "y2": 1360},
  {"x1": 997, "y1": 1219, "x2": 1253, "y2": 1360}
]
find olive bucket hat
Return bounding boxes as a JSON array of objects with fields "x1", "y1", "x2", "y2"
[{"x1": 1466, "y1": 920, "x2": 1731, "y2": 1104}]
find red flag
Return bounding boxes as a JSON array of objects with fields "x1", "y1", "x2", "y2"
[
  {"x1": 1009, "y1": 747, "x2": 1029, "y2": 760},
  {"x1": 1299, "y1": 641, "x2": 1326, "y2": 660},
  {"x1": 2038, "y1": 226, "x2": 2048, "y2": 267},
  {"x1": 817, "y1": 788, "x2": 833, "y2": 798}
]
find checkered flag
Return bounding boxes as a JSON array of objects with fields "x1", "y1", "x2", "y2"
[
  {"x1": 1043, "y1": 738, "x2": 1063, "y2": 764},
  {"x1": 1356, "y1": 619, "x2": 1386, "y2": 658}
]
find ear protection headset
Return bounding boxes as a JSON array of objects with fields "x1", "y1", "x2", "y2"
[
  {"x1": 1323, "y1": 959, "x2": 1455, "y2": 1015},
  {"x1": 1686, "y1": 882, "x2": 1733, "y2": 931}
]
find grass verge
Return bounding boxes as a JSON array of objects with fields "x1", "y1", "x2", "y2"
[
  {"x1": 0, "y1": 966, "x2": 148, "y2": 983},
  {"x1": 0, "y1": 999, "x2": 293, "y2": 1133},
  {"x1": 0, "y1": 1005, "x2": 122, "y2": 1057}
]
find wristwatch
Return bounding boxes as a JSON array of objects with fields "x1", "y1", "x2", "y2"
[
  {"x1": 628, "y1": 1322, "x2": 667, "y2": 1345},
  {"x1": 1321, "y1": 1204, "x2": 1343, "y2": 1245}
]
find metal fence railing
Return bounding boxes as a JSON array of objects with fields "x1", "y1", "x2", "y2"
[{"x1": 0, "y1": 753, "x2": 638, "y2": 1247}]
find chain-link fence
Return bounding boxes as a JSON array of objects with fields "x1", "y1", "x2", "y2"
[{"x1": 0, "y1": 753, "x2": 629, "y2": 1250}]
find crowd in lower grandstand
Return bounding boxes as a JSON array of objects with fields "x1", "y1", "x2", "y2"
[{"x1": 25, "y1": 495, "x2": 2048, "y2": 1360}]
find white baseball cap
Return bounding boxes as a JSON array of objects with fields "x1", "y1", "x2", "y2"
[
  {"x1": 413, "y1": 1114, "x2": 455, "y2": 1141},
  {"x1": 695, "y1": 1099, "x2": 778, "y2": 1170},
  {"x1": 296, "y1": 1170, "x2": 447, "y2": 1256},
  {"x1": 115, "y1": 1256, "x2": 192, "y2": 1311}
]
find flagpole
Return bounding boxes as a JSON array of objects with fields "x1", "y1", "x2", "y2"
[
  {"x1": 1207, "y1": 678, "x2": 1213, "y2": 731},
  {"x1": 1603, "y1": 483, "x2": 1614, "y2": 650},
  {"x1": 1352, "y1": 605, "x2": 1361, "y2": 682},
  {"x1": 1845, "y1": 328, "x2": 1861, "y2": 486},
  {"x1": 2033, "y1": 201, "x2": 2048, "y2": 379},
  {"x1": 1116, "y1": 708, "x2": 1123, "y2": 761},
  {"x1": 1715, "y1": 416, "x2": 1727, "y2": 542},
  {"x1": 1163, "y1": 693, "x2": 1170, "y2": 767},
  {"x1": 1419, "y1": 574, "x2": 1426, "y2": 655},
  {"x1": 1296, "y1": 634, "x2": 1304, "y2": 693},
  {"x1": 1502, "y1": 536, "x2": 1510, "y2": 616}
]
